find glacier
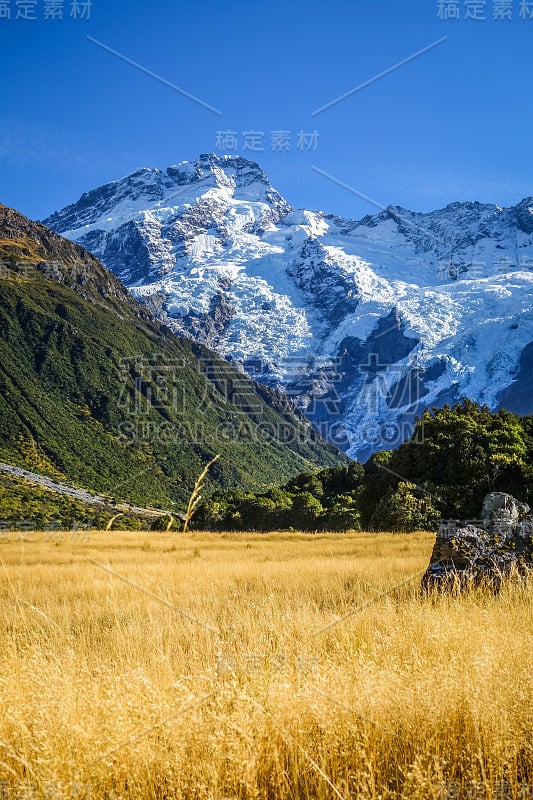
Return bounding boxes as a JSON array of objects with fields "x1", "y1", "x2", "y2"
[{"x1": 44, "y1": 153, "x2": 533, "y2": 461}]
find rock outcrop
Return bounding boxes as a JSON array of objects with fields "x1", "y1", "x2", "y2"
[{"x1": 422, "y1": 492, "x2": 533, "y2": 591}]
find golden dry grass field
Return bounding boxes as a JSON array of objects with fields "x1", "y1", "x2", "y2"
[{"x1": 0, "y1": 529, "x2": 531, "y2": 800}]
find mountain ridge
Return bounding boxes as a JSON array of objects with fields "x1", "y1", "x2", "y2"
[
  {"x1": 0, "y1": 202, "x2": 344, "y2": 506},
  {"x1": 44, "y1": 155, "x2": 533, "y2": 461}
]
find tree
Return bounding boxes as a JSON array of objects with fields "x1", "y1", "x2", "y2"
[
  {"x1": 365, "y1": 401, "x2": 530, "y2": 520},
  {"x1": 322, "y1": 495, "x2": 361, "y2": 531},
  {"x1": 370, "y1": 482, "x2": 440, "y2": 532},
  {"x1": 291, "y1": 492, "x2": 324, "y2": 531}
]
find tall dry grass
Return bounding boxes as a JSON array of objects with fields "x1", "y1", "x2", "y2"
[{"x1": 0, "y1": 529, "x2": 531, "y2": 799}]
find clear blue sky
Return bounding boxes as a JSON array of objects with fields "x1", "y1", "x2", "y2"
[{"x1": 1, "y1": 0, "x2": 532, "y2": 221}]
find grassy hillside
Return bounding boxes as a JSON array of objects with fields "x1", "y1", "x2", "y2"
[{"x1": 0, "y1": 205, "x2": 343, "y2": 508}]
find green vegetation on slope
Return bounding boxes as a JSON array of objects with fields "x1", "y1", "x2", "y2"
[
  {"x1": 0, "y1": 474, "x2": 152, "y2": 531},
  {"x1": 0, "y1": 205, "x2": 343, "y2": 510}
]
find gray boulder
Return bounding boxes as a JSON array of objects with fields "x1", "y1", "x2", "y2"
[{"x1": 422, "y1": 492, "x2": 533, "y2": 591}]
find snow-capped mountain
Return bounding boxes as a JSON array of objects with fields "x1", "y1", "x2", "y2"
[{"x1": 44, "y1": 154, "x2": 533, "y2": 461}]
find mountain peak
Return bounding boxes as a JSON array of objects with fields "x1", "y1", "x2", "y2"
[
  {"x1": 43, "y1": 154, "x2": 288, "y2": 238},
  {"x1": 164, "y1": 153, "x2": 275, "y2": 195},
  {"x1": 196, "y1": 152, "x2": 263, "y2": 172},
  {"x1": 43, "y1": 158, "x2": 533, "y2": 460}
]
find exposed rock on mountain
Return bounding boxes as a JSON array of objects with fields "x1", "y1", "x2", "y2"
[
  {"x1": 45, "y1": 155, "x2": 533, "y2": 460},
  {"x1": 0, "y1": 203, "x2": 344, "y2": 507}
]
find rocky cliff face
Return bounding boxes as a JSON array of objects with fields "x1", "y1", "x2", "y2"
[
  {"x1": 44, "y1": 156, "x2": 533, "y2": 460},
  {"x1": 0, "y1": 203, "x2": 138, "y2": 313}
]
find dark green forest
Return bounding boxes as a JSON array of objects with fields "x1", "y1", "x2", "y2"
[{"x1": 195, "y1": 401, "x2": 533, "y2": 532}]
